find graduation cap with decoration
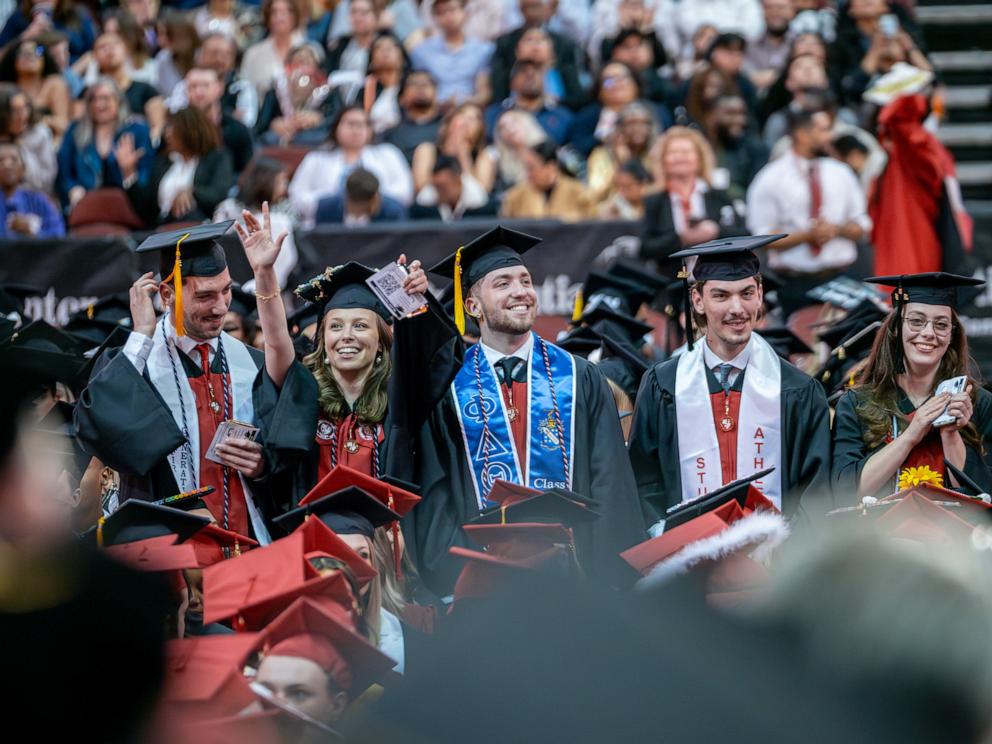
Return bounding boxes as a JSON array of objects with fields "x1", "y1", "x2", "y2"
[
  {"x1": 864, "y1": 272, "x2": 985, "y2": 373},
  {"x1": 186, "y1": 523, "x2": 259, "y2": 568},
  {"x1": 92, "y1": 499, "x2": 212, "y2": 547},
  {"x1": 428, "y1": 225, "x2": 542, "y2": 336},
  {"x1": 134, "y1": 221, "x2": 234, "y2": 337},
  {"x1": 669, "y1": 234, "x2": 787, "y2": 351},
  {"x1": 294, "y1": 261, "x2": 390, "y2": 324},
  {"x1": 63, "y1": 293, "x2": 133, "y2": 348}
]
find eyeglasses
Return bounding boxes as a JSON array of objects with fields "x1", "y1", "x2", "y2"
[
  {"x1": 904, "y1": 315, "x2": 953, "y2": 336},
  {"x1": 17, "y1": 46, "x2": 42, "y2": 59}
]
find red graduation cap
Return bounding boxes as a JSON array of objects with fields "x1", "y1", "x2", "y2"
[
  {"x1": 258, "y1": 597, "x2": 396, "y2": 696},
  {"x1": 295, "y1": 515, "x2": 378, "y2": 588},
  {"x1": 300, "y1": 465, "x2": 420, "y2": 516},
  {"x1": 104, "y1": 534, "x2": 200, "y2": 573},
  {"x1": 485, "y1": 479, "x2": 542, "y2": 508},
  {"x1": 187, "y1": 524, "x2": 259, "y2": 568},
  {"x1": 162, "y1": 634, "x2": 261, "y2": 720},
  {"x1": 620, "y1": 500, "x2": 747, "y2": 576},
  {"x1": 875, "y1": 491, "x2": 976, "y2": 544},
  {"x1": 881, "y1": 482, "x2": 992, "y2": 522}
]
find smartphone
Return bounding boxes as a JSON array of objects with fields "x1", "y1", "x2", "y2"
[
  {"x1": 933, "y1": 375, "x2": 967, "y2": 427},
  {"x1": 879, "y1": 13, "x2": 899, "y2": 38}
]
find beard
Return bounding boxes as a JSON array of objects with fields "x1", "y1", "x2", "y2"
[{"x1": 481, "y1": 305, "x2": 536, "y2": 336}]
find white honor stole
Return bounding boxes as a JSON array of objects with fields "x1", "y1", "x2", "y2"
[
  {"x1": 144, "y1": 315, "x2": 272, "y2": 543},
  {"x1": 674, "y1": 333, "x2": 783, "y2": 509}
]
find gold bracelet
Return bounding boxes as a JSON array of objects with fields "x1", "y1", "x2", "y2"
[{"x1": 255, "y1": 288, "x2": 280, "y2": 302}]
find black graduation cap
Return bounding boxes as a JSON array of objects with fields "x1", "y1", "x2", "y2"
[
  {"x1": 815, "y1": 319, "x2": 883, "y2": 394},
  {"x1": 581, "y1": 305, "x2": 653, "y2": 347},
  {"x1": 0, "y1": 316, "x2": 14, "y2": 344},
  {"x1": 0, "y1": 282, "x2": 41, "y2": 320},
  {"x1": 64, "y1": 294, "x2": 134, "y2": 348},
  {"x1": 4, "y1": 319, "x2": 85, "y2": 384},
  {"x1": 428, "y1": 226, "x2": 541, "y2": 335},
  {"x1": 92, "y1": 499, "x2": 212, "y2": 547},
  {"x1": 575, "y1": 271, "x2": 653, "y2": 319},
  {"x1": 470, "y1": 489, "x2": 601, "y2": 527},
  {"x1": 758, "y1": 327, "x2": 813, "y2": 359},
  {"x1": 814, "y1": 300, "x2": 890, "y2": 350},
  {"x1": 287, "y1": 303, "x2": 320, "y2": 337},
  {"x1": 556, "y1": 325, "x2": 605, "y2": 357},
  {"x1": 664, "y1": 468, "x2": 775, "y2": 531},
  {"x1": 294, "y1": 262, "x2": 390, "y2": 322},
  {"x1": 607, "y1": 260, "x2": 670, "y2": 294},
  {"x1": 74, "y1": 325, "x2": 132, "y2": 392},
  {"x1": 228, "y1": 285, "x2": 258, "y2": 319},
  {"x1": 272, "y1": 485, "x2": 401, "y2": 537},
  {"x1": 669, "y1": 234, "x2": 787, "y2": 351},
  {"x1": 865, "y1": 272, "x2": 985, "y2": 309}
]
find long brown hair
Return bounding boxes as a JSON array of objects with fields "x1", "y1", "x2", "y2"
[
  {"x1": 852, "y1": 307, "x2": 982, "y2": 451},
  {"x1": 303, "y1": 313, "x2": 393, "y2": 425}
]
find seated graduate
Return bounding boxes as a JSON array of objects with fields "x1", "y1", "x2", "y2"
[
  {"x1": 832, "y1": 273, "x2": 992, "y2": 500},
  {"x1": 234, "y1": 204, "x2": 461, "y2": 501},
  {"x1": 74, "y1": 220, "x2": 316, "y2": 540},
  {"x1": 628, "y1": 235, "x2": 832, "y2": 530}
]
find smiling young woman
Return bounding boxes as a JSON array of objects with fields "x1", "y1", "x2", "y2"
[{"x1": 831, "y1": 273, "x2": 992, "y2": 501}]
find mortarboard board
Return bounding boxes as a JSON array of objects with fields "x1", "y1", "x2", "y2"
[
  {"x1": 105, "y1": 534, "x2": 201, "y2": 572},
  {"x1": 186, "y1": 523, "x2": 259, "y2": 568},
  {"x1": 296, "y1": 515, "x2": 379, "y2": 588},
  {"x1": 556, "y1": 325, "x2": 603, "y2": 357},
  {"x1": 573, "y1": 271, "x2": 654, "y2": 321},
  {"x1": 92, "y1": 499, "x2": 212, "y2": 547},
  {"x1": 874, "y1": 491, "x2": 977, "y2": 544},
  {"x1": 669, "y1": 234, "x2": 787, "y2": 350},
  {"x1": 135, "y1": 221, "x2": 233, "y2": 337},
  {"x1": 64, "y1": 294, "x2": 134, "y2": 348},
  {"x1": 581, "y1": 305, "x2": 653, "y2": 347},
  {"x1": 299, "y1": 465, "x2": 420, "y2": 515},
  {"x1": 273, "y1": 485, "x2": 401, "y2": 537},
  {"x1": 163, "y1": 634, "x2": 261, "y2": 718},
  {"x1": 470, "y1": 488, "x2": 601, "y2": 527},
  {"x1": 865, "y1": 272, "x2": 986, "y2": 309},
  {"x1": 607, "y1": 260, "x2": 670, "y2": 294},
  {"x1": 257, "y1": 597, "x2": 396, "y2": 695},
  {"x1": 294, "y1": 262, "x2": 390, "y2": 322},
  {"x1": 758, "y1": 326, "x2": 813, "y2": 359},
  {"x1": 4, "y1": 319, "x2": 85, "y2": 384},
  {"x1": 234, "y1": 570, "x2": 357, "y2": 632},
  {"x1": 428, "y1": 225, "x2": 541, "y2": 336},
  {"x1": 0, "y1": 282, "x2": 41, "y2": 323},
  {"x1": 664, "y1": 468, "x2": 777, "y2": 531}
]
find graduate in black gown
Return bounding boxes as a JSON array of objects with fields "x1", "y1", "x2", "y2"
[
  {"x1": 831, "y1": 273, "x2": 992, "y2": 500},
  {"x1": 413, "y1": 226, "x2": 646, "y2": 596},
  {"x1": 233, "y1": 205, "x2": 461, "y2": 505},
  {"x1": 628, "y1": 235, "x2": 831, "y2": 530},
  {"x1": 74, "y1": 220, "x2": 315, "y2": 540}
]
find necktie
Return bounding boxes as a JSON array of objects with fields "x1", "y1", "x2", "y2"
[
  {"x1": 808, "y1": 160, "x2": 823, "y2": 257},
  {"x1": 195, "y1": 343, "x2": 212, "y2": 377},
  {"x1": 718, "y1": 363, "x2": 733, "y2": 395},
  {"x1": 496, "y1": 356, "x2": 524, "y2": 386}
]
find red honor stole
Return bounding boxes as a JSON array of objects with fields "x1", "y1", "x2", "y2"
[
  {"x1": 188, "y1": 351, "x2": 248, "y2": 535},
  {"x1": 709, "y1": 390, "x2": 743, "y2": 486},
  {"x1": 499, "y1": 379, "x2": 530, "y2": 466},
  {"x1": 315, "y1": 414, "x2": 384, "y2": 480},
  {"x1": 897, "y1": 410, "x2": 946, "y2": 478}
]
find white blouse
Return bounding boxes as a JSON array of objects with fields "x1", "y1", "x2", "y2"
[{"x1": 158, "y1": 153, "x2": 198, "y2": 218}]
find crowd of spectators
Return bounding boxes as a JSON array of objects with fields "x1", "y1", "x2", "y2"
[{"x1": 0, "y1": 0, "x2": 941, "y2": 288}]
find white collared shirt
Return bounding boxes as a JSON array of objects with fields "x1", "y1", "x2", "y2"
[
  {"x1": 479, "y1": 333, "x2": 534, "y2": 371},
  {"x1": 702, "y1": 335, "x2": 752, "y2": 388},
  {"x1": 746, "y1": 150, "x2": 872, "y2": 274},
  {"x1": 122, "y1": 315, "x2": 218, "y2": 376}
]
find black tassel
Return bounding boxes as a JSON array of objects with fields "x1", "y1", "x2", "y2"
[
  {"x1": 679, "y1": 265, "x2": 693, "y2": 351},
  {"x1": 892, "y1": 288, "x2": 905, "y2": 374}
]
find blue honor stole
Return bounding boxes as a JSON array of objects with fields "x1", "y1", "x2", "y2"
[{"x1": 452, "y1": 333, "x2": 576, "y2": 508}]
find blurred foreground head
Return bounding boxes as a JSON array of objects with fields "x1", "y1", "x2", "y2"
[{"x1": 742, "y1": 530, "x2": 992, "y2": 743}]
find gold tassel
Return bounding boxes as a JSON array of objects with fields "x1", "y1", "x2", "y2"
[
  {"x1": 163, "y1": 232, "x2": 192, "y2": 337},
  {"x1": 500, "y1": 505, "x2": 507, "y2": 525},
  {"x1": 571, "y1": 287, "x2": 584, "y2": 323},
  {"x1": 453, "y1": 246, "x2": 465, "y2": 335},
  {"x1": 96, "y1": 516, "x2": 106, "y2": 548}
]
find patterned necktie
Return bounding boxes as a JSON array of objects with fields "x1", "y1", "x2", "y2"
[
  {"x1": 718, "y1": 363, "x2": 733, "y2": 395},
  {"x1": 496, "y1": 356, "x2": 524, "y2": 386}
]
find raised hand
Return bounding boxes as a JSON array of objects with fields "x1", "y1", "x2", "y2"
[
  {"x1": 114, "y1": 132, "x2": 144, "y2": 179},
  {"x1": 235, "y1": 201, "x2": 288, "y2": 274},
  {"x1": 398, "y1": 253, "x2": 428, "y2": 296},
  {"x1": 941, "y1": 385, "x2": 974, "y2": 433},
  {"x1": 130, "y1": 271, "x2": 159, "y2": 337}
]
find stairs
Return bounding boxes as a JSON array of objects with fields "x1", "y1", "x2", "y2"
[{"x1": 918, "y1": 0, "x2": 992, "y2": 213}]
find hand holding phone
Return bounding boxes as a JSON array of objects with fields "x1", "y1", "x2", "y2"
[{"x1": 933, "y1": 375, "x2": 967, "y2": 427}]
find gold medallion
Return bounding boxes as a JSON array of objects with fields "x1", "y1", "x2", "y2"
[
  {"x1": 209, "y1": 400, "x2": 221, "y2": 413},
  {"x1": 345, "y1": 440, "x2": 360, "y2": 454},
  {"x1": 507, "y1": 406, "x2": 519, "y2": 423},
  {"x1": 720, "y1": 416, "x2": 734, "y2": 432}
]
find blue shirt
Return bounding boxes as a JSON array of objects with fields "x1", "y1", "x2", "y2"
[
  {"x1": 0, "y1": 189, "x2": 65, "y2": 239},
  {"x1": 485, "y1": 99, "x2": 575, "y2": 147},
  {"x1": 410, "y1": 35, "x2": 494, "y2": 104}
]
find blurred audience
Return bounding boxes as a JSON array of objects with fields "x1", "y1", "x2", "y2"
[
  {"x1": 240, "y1": 0, "x2": 305, "y2": 99},
  {"x1": 485, "y1": 59, "x2": 573, "y2": 147},
  {"x1": 185, "y1": 65, "x2": 254, "y2": 174},
  {"x1": 412, "y1": 102, "x2": 494, "y2": 194},
  {"x1": 381, "y1": 69, "x2": 441, "y2": 163},
  {"x1": 254, "y1": 42, "x2": 335, "y2": 146},
  {"x1": 411, "y1": 152, "x2": 496, "y2": 221},
  {"x1": 0, "y1": 0, "x2": 96, "y2": 64},
  {"x1": 0, "y1": 140, "x2": 63, "y2": 237},
  {"x1": 0, "y1": 82, "x2": 56, "y2": 192},
  {"x1": 586, "y1": 100, "x2": 658, "y2": 204},
  {"x1": 703, "y1": 92, "x2": 768, "y2": 201},
  {"x1": 410, "y1": 0, "x2": 494, "y2": 107},
  {"x1": 490, "y1": 107, "x2": 547, "y2": 193},
  {"x1": 314, "y1": 166, "x2": 407, "y2": 224},
  {"x1": 746, "y1": 0, "x2": 796, "y2": 91},
  {"x1": 597, "y1": 157, "x2": 652, "y2": 220},
  {"x1": 501, "y1": 139, "x2": 594, "y2": 220},
  {"x1": 0, "y1": 38, "x2": 70, "y2": 139}
]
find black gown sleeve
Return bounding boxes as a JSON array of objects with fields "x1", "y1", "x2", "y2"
[
  {"x1": 830, "y1": 389, "x2": 868, "y2": 504},
  {"x1": 627, "y1": 365, "x2": 671, "y2": 525},
  {"x1": 963, "y1": 387, "x2": 992, "y2": 493},
  {"x1": 74, "y1": 347, "x2": 185, "y2": 477},
  {"x1": 781, "y1": 373, "x2": 833, "y2": 518}
]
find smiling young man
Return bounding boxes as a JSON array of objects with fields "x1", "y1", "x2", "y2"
[
  {"x1": 413, "y1": 226, "x2": 646, "y2": 595},
  {"x1": 627, "y1": 235, "x2": 831, "y2": 530},
  {"x1": 75, "y1": 222, "x2": 315, "y2": 540}
]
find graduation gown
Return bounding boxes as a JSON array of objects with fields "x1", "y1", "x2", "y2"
[
  {"x1": 74, "y1": 330, "x2": 316, "y2": 532},
  {"x1": 276, "y1": 297, "x2": 463, "y2": 508},
  {"x1": 831, "y1": 387, "x2": 992, "y2": 499},
  {"x1": 410, "y1": 351, "x2": 647, "y2": 596},
  {"x1": 628, "y1": 356, "x2": 832, "y2": 524}
]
